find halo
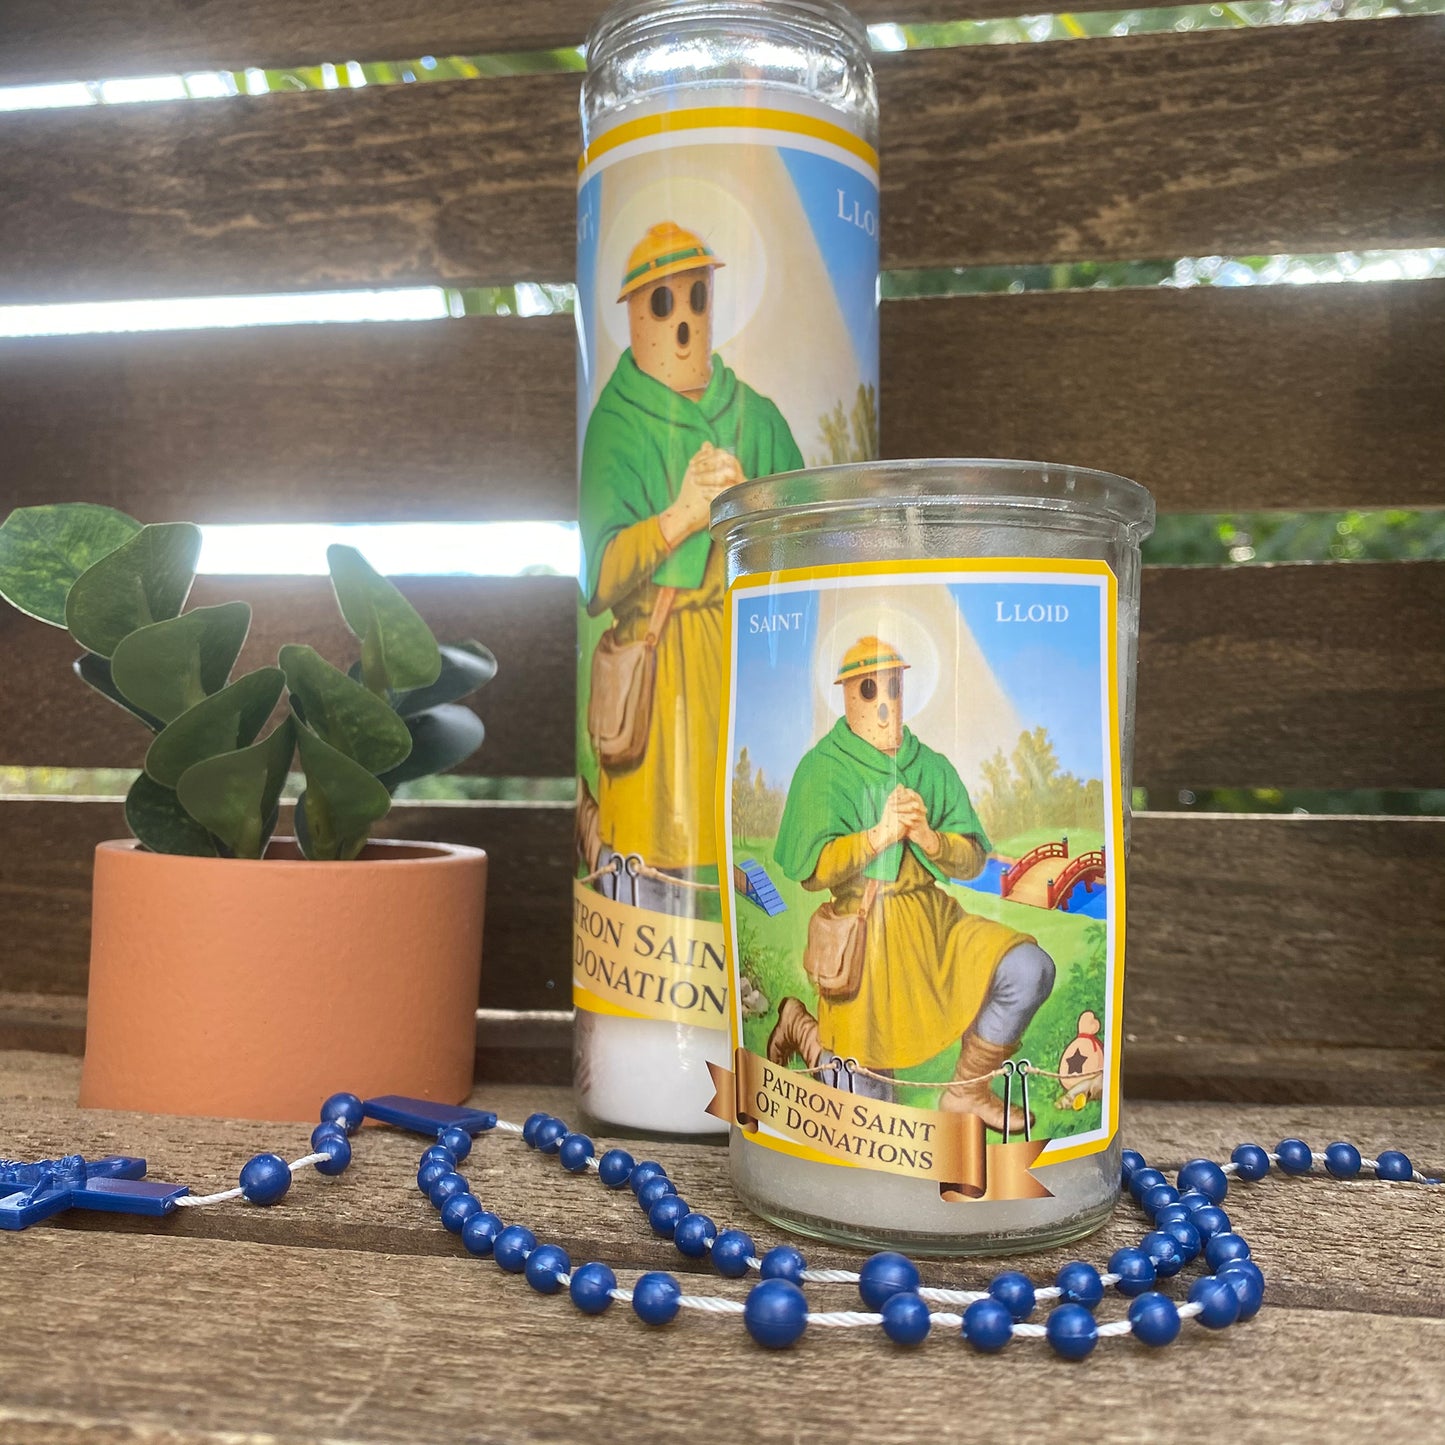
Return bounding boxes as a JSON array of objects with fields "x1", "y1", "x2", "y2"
[
  {"x1": 813, "y1": 602, "x2": 941, "y2": 719},
  {"x1": 598, "y1": 178, "x2": 767, "y2": 354}
]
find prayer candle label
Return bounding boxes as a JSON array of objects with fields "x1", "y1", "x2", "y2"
[
  {"x1": 573, "y1": 102, "x2": 880, "y2": 1036},
  {"x1": 714, "y1": 559, "x2": 1125, "y2": 1198}
]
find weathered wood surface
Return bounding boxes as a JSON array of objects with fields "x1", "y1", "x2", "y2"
[
  {"x1": 3, "y1": 21, "x2": 1442, "y2": 300},
  {"x1": 0, "y1": 1060, "x2": 1439, "y2": 1443},
  {"x1": 4, "y1": 809, "x2": 1442, "y2": 1098},
  {"x1": 0, "y1": 0, "x2": 1135, "y2": 85},
  {"x1": 3, "y1": 563, "x2": 1442, "y2": 791},
  {"x1": 6, "y1": 282, "x2": 1442, "y2": 525}
]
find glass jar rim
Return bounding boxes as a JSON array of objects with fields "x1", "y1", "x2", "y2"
[
  {"x1": 710, "y1": 458, "x2": 1156, "y2": 537},
  {"x1": 586, "y1": 0, "x2": 873, "y2": 59}
]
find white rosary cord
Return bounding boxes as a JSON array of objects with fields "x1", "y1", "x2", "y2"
[{"x1": 172, "y1": 1151, "x2": 329, "y2": 1208}]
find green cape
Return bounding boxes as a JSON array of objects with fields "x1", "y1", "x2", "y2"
[
  {"x1": 773, "y1": 718, "x2": 990, "y2": 885},
  {"x1": 579, "y1": 349, "x2": 804, "y2": 601}
]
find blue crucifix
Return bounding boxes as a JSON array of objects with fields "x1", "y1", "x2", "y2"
[{"x1": 0, "y1": 1154, "x2": 189, "y2": 1230}]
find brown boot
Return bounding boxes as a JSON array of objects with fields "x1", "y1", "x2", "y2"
[
  {"x1": 939, "y1": 1030, "x2": 1031, "y2": 1136},
  {"x1": 767, "y1": 997, "x2": 823, "y2": 1069}
]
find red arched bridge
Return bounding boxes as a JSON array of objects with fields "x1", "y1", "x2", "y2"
[{"x1": 999, "y1": 839, "x2": 1106, "y2": 912}]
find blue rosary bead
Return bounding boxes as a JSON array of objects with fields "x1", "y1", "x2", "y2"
[
  {"x1": 1046, "y1": 1303, "x2": 1098, "y2": 1360},
  {"x1": 1140, "y1": 1183, "x2": 1181, "y2": 1218},
  {"x1": 759, "y1": 1245, "x2": 807, "y2": 1284},
  {"x1": 1218, "y1": 1258, "x2": 1265, "y2": 1320},
  {"x1": 420, "y1": 1143, "x2": 456, "y2": 1169},
  {"x1": 1276, "y1": 1138, "x2": 1313, "y2": 1175},
  {"x1": 1204, "y1": 1232, "x2": 1251, "y2": 1269},
  {"x1": 417, "y1": 1159, "x2": 450, "y2": 1192},
  {"x1": 597, "y1": 1149, "x2": 634, "y2": 1188},
  {"x1": 534, "y1": 1118, "x2": 567, "y2": 1155},
  {"x1": 1375, "y1": 1149, "x2": 1413, "y2": 1182},
  {"x1": 1324, "y1": 1142, "x2": 1362, "y2": 1179},
  {"x1": 1055, "y1": 1261, "x2": 1103, "y2": 1309},
  {"x1": 1108, "y1": 1247, "x2": 1157, "y2": 1297},
  {"x1": 569, "y1": 1260, "x2": 615, "y2": 1317},
  {"x1": 239, "y1": 1153, "x2": 292, "y2": 1206},
  {"x1": 647, "y1": 1194, "x2": 690, "y2": 1238},
  {"x1": 1231, "y1": 1143, "x2": 1271, "y2": 1180},
  {"x1": 314, "y1": 1133, "x2": 351, "y2": 1176},
  {"x1": 522, "y1": 1112, "x2": 550, "y2": 1147},
  {"x1": 311, "y1": 1121, "x2": 348, "y2": 1152},
  {"x1": 881, "y1": 1292, "x2": 931, "y2": 1346},
  {"x1": 1188, "y1": 1275, "x2": 1243, "y2": 1329},
  {"x1": 524, "y1": 1244, "x2": 571, "y2": 1295},
  {"x1": 569, "y1": 1261, "x2": 617, "y2": 1314},
  {"x1": 462, "y1": 1211, "x2": 503, "y2": 1257},
  {"x1": 1128, "y1": 1167, "x2": 1167, "y2": 1204},
  {"x1": 858, "y1": 1252, "x2": 921, "y2": 1310},
  {"x1": 1152, "y1": 1202, "x2": 1193, "y2": 1228},
  {"x1": 1120, "y1": 1148, "x2": 1146, "y2": 1184},
  {"x1": 711, "y1": 1229, "x2": 755, "y2": 1278},
  {"x1": 493, "y1": 1224, "x2": 537, "y2": 1273},
  {"x1": 1128, "y1": 1292, "x2": 1181, "y2": 1347},
  {"x1": 962, "y1": 1297, "x2": 1013, "y2": 1352},
  {"x1": 631, "y1": 1272, "x2": 682, "y2": 1326},
  {"x1": 441, "y1": 1192, "x2": 482, "y2": 1233},
  {"x1": 1140, "y1": 1232, "x2": 1185, "y2": 1278},
  {"x1": 637, "y1": 1175, "x2": 677, "y2": 1210},
  {"x1": 1189, "y1": 1205, "x2": 1231, "y2": 1241},
  {"x1": 438, "y1": 1125, "x2": 473, "y2": 1162},
  {"x1": 427, "y1": 1171, "x2": 468, "y2": 1208},
  {"x1": 744, "y1": 1278, "x2": 808, "y2": 1349},
  {"x1": 1161, "y1": 1218, "x2": 1202, "y2": 1263},
  {"x1": 558, "y1": 1134, "x2": 594, "y2": 1174},
  {"x1": 673, "y1": 1212, "x2": 717, "y2": 1259},
  {"x1": 988, "y1": 1271, "x2": 1036, "y2": 1321},
  {"x1": 319, "y1": 1092, "x2": 364, "y2": 1134},
  {"x1": 630, "y1": 1161, "x2": 665, "y2": 1195},
  {"x1": 1177, "y1": 1158, "x2": 1229, "y2": 1204}
]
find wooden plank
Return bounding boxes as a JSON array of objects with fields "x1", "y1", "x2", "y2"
[
  {"x1": 5, "y1": 282, "x2": 1442, "y2": 523},
  {"x1": 0, "y1": 1, "x2": 1137, "y2": 85},
  {"x1": 3, "y1": 563, "x2": 1442, "y2": 790},
  {"x1": 3, "y1": 803, "x2": 1441, "y2": 1066},
  {"x1": 2, "y1": 20, "x2": 1442, "y2": 299}
]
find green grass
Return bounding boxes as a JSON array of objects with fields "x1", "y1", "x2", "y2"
[
  {"x1": 992, "y1": 826, "x2": 1105, "y2": 861},
  {"x1": 732, "y1": 835, "x2": 1106, "y2": 1142}
]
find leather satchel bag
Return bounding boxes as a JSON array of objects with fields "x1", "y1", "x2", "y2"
[
  {"x1": 587, "y1": 587, "x2": 677, "y2": 772},
  {"x1": 802, "y1": 877, "x2": 881, "y2": 1001}
]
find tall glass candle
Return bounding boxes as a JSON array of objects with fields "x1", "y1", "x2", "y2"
[
  {"x1": 573, "y1": 1, "x2": 879, "y2": 1135},
  {"x1": 711, "y1": 461, "x2": 1154, "y2": 1251}
]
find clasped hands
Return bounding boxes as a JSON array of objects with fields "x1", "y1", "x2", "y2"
[
  {"x1": 659, "y1": 441, "x2": 745, "y2": 548},
  {"x1": 867, "y1": 785, "x2": 941, "y2": 860}
]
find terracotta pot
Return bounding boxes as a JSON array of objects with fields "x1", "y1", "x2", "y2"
[{"x1": 80, "y1": 838, "x2": 486, "y2": 1121}]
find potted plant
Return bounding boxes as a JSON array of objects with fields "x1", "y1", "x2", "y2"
[{"x1": 0, "y1": 503, "x2": 495, "y2": 1121}]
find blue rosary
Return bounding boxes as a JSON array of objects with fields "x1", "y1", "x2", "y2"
[{"x1": 4, "y1": 1091, "x2": 1438, "y2": 1358}]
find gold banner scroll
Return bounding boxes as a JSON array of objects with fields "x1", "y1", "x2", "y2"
[
  {"x1": 572, "y1": 880, "x2": 729, "y2": 1028},
  {"x1": 707, "y1": 1050, "x2": 1052, "y2": 1202}
]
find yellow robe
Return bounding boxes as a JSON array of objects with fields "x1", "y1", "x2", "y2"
[
  {"x1": 807, "y1": 831, "x2": 1032, "y2": 1069},
  {"x1": 592, "y1": 516, "x2": 722, "y2": 870}
]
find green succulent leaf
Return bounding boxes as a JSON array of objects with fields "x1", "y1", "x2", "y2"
[
  {"x1": 293, "y1": 721, "x2": 393, "y2": 860},
  {"x1": 327, "y1": 544, "x2": 441, "y2": 695},
  {"x1": 124, "y1": 771, "x2": 219, "y2": 857},
  {"x1": 146, "y1": 666, "x2": 286, "y2": 788},
  {"x1": 110, "y1": 601, "x2": 252, "y2": 724},
  {"x1": 65, "y1": 521, "x2": 203, "y2": 657},
  {"x1": 391, "y1": 642, "x2": 497, "y2": 717},
  {"x1": 377, "y1": 704, "x2": 485, "y2": 792},
  {"x1": 0, "y1": 504, "x2": 142, "y2": 626},
  {"x1": 176, "y1": 717, "x2": 296, "y2": 860},
  {"x1": 74, "y1": 653, "x2": 166, "y2": 733},
  {"x1": 279, "y1": 644, "x2": 411, "y2": 775}
]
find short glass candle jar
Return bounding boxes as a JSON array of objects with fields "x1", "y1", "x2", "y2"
[{"x1": 709, "y1": 460, "x2": 1154, "y2": 1253}]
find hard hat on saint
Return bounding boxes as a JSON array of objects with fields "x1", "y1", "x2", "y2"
[
  {"x1": 617, "y1": 222, "x2": 725, "y2": 302},
  {"x1": 835, "y1": 636, "x2": 910, "y2": 683}
]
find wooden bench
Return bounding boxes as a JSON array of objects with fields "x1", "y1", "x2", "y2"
[{"x1": 1, "y1": 4, "x2": 1441, "y2": 1438}]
